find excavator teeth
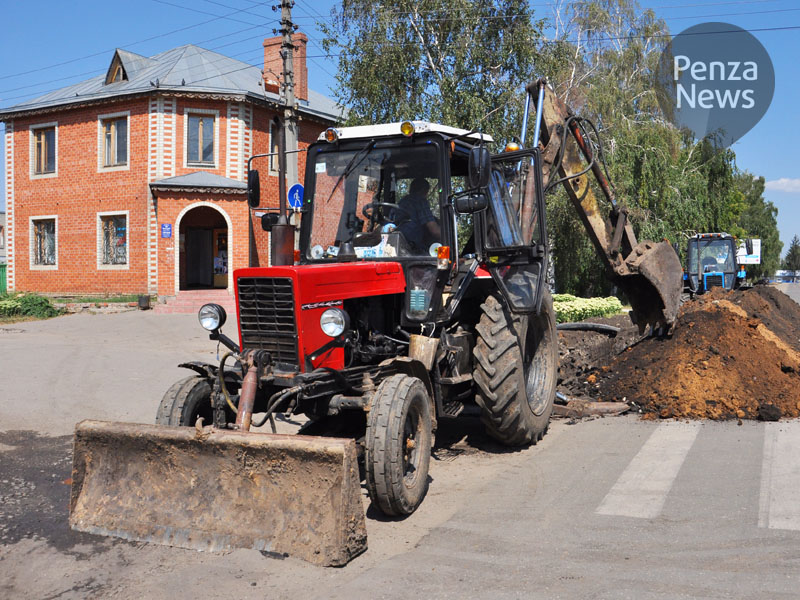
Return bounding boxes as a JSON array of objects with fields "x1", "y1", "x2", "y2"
[{"x1": 617, "y1": 241, "x2": 684, "y2": 334}]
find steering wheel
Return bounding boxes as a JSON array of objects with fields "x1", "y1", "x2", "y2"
[{"x1": 362, "y1": 202, "x2": 410, "y2": 228}]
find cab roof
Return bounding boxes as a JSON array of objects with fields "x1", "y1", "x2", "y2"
[{"x1": 318, "y1": 121, "x2": 494, "y2": 143}]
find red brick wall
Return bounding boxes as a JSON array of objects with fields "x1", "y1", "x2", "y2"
[
  {"x1": 7, "y1": 93, "x2": 331, "y2": 295},
  {"x1": 11, "y1": 98, "x2": 151, "y2": 295},
  {"x1": 154, "y1": 192, "x2": 251, "y2": 296}
]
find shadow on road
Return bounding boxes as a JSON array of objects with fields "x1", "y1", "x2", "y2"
[{"x1": 0, "y1": 430, "x2": 115, "y2": 557}]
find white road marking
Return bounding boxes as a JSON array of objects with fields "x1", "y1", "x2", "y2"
[
  {"x1": 596, "y1": 421, "x2": 701, "y2": 519},
  {"x1": 758, "y1": 422, "x2": 800, "y2": 530}
]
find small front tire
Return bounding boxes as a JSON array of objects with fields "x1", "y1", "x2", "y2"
[
  {"x1": 365, "y1": 374, "x2": 432, "y2": 517},
  {"x1": 156, "y1": 375, "x2": 214, "y2": 426}
]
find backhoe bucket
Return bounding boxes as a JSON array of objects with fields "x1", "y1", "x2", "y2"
[
  {"x1": 616, "y1": 240, "x2": 683, "y2": 333},
  {"x1": 69, "y1": 420, "x2": 367, "y2": 566}
]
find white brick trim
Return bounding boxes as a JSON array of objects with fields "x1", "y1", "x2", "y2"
[
  {"x1": 29, "y1": 214, "x2": 58, "y2": 271},
  {"x1": 96, "y1": 110, "x2": 131, "y2": 173},
  {"x1": 173, "y1": 202, "x2": 233, "y2": 295},
  {"x1": 183, "y1": 108, "x2": 219, "y2": 169},
  {"x1": 96, "y1": 210, "x2": 131, "y2": 270},
  {"x1": 29, "y1": 121, "x2": 58, "y2": 180},
  {"x1": 5, "y1": 121, "x2": 15, "y2": 290}
]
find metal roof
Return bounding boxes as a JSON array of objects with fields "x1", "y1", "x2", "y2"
[
  {"x1": 150, "y1": 171, "x2": 247, "y2": 193},
  {"x1": 319, "y1": 121, "x2": 494, "y2": 142},
  {"x1": 0, "y1": 44, "x2": 344, "y2": 123}
]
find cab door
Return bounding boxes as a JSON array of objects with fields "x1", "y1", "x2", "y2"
[{"x1": 479, "y1": 148, "x2": 548, "y2": 314}]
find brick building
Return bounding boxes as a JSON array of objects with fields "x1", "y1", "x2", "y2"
[{"x1": 0, "y1": 35, "x2": 340, "y2": 302}]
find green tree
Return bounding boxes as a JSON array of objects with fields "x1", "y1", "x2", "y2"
[
  {"x1": 783, "y1": 235, "x2": 800, "y2": 272},
  {"x1": 320, "y1": 0, "x2": 549, "y2": 143},
  {"x1": 735, "y1": 173, "x2": 782, "y2": 279}
]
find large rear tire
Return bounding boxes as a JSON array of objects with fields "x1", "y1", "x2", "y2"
[
  {"x1": 156, "y1": 375, "x2": 214, "y2": 426},
  {"x1": 473, "y1": 291, "x2": 558, "y2": 446},
  {"x1": 365, "y1": 374, "x2": 432, "y2": 516}
]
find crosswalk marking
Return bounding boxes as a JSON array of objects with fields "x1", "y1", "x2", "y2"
[
  {"x1": 758, "y1": 422, "x2": 800, "y2": 531},
  {"x1": 596, "y1": 421, "x2": 701, "y2": 519}
]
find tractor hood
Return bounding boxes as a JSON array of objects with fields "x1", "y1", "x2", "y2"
[{"x1": 233, "y1": 262, "x2": 407, "y2": 372}]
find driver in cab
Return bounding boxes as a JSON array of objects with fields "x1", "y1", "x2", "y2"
[{"x1": 396, "y1": 178, "x2": 441, "y2": 254}]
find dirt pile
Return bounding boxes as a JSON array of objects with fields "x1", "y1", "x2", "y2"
[{"x1": 591, "y1": 286, "x2": 800, "y2": 420}]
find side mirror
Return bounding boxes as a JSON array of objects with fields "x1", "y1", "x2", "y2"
[
  {"x1": 247, "y1": 170, "x2": 260, "y2": 208},
  {"x1": 467, "y1": 146, "x2": 491, "y2": 189},
  {"x1": 261, "y1": 212, "x2": 280, "y2": 230},
  {"x1": 454, "y1": 192, "x2": 489, "y2": 214},
  {"x1": 746, "y1": 239, "x2": 754, "y2": 254}
]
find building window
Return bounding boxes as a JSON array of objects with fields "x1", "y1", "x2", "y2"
[
  {"x1": 31, "y1": 125, "x2": 56, "y2": 176},
  {"x1": 0, "y1": 225, "x2": 5, "y2": 249},
  {"x1": 31, "y1": 217, "x2": 57, "y2": 268},
  {"x1": 98, "y1": 212, "x2": 129, "y2": 269},
  {"x1": 269, "y1": 121, "x2": 279, "y2": 174},
  {"x1": 187, "y1": 113, "x2": 215, "y2": 165},
  {"x1": 102, "y1": 116, "x2": 127, "y2": 167}
]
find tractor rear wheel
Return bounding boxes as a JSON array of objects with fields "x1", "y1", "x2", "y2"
[
  {"x1": 473, "y1": 291, "x2": 557, "y2": 446},
  {"x1": 365, "y1": 374, "x2": 432, "y2": 516},
  {"x1": 156, "y1": 375, "x2": 214, "y2": 427}
]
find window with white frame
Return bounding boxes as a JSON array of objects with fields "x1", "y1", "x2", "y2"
[
  {"x1": 31, "y1": 123, "x2": 57, "y2": 176},
  {"x1": 0, "y1": 225, "x2": 5, "y2": 249},
  {"x1": 31, "y1": 217, "x2": 57, "y2": 267},
  {"x1": 187, "y1": 112, "x2": 216, "y2": 165},
  {"x1": 99, "y1": 113, "x2": 128, "y2": 168},
  {"x1": 98, "y1": 212, "x2": 128, "y2": 267}
]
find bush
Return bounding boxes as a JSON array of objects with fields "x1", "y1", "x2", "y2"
[
  {"x1": 552, "y1": 294, "x2": 623, "y2": 323},
  {"x1": 0, "y1": 293, "x2": 62, "y2": 319}
]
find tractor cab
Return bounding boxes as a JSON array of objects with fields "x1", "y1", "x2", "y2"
[
  {"x1": 296, "y1": 121, "x2": 549, "y2": 323},
  {"x1": 685, "y1": 233, "x2": 738, "y2": 294}
]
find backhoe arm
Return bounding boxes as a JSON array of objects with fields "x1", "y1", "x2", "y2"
[{"x1": 528, "y1": 79, "x2": 683, "y2": 332}]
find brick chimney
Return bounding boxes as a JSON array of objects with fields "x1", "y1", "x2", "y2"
[{"x1": 263, "y1": 33, "x2": 308, "y2": 101}]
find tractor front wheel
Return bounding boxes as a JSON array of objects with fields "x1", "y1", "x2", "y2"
[
  {"x1": 473, "y1": 291, "x2": 558, "y2": 446},
  {"x1": 365, "y1": 374, "x2": 432, "y2": 516},
  {"x1": 156, "y1": 375, "x2": 214, "y2": 427}
]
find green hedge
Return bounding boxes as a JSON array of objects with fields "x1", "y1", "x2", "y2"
[
  {"x1": 0, "y1": 293, "x2": 62, "y2": 319},
  {"x1": 552, "y1": 294, "x2": 623, "y2": 323}
]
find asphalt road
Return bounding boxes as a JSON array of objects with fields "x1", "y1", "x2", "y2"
[{"x1": 1, "y1": 305, "x2": 799, "y2": 599}]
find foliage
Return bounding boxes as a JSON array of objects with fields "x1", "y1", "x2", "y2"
[
  {"x1": 783, "y1": 235, "x2": 800, "y2": 272},
  {"x1": 735, "y1": 173, "x2": 782, "y2": 279},
  {"x1": 552, "y1": 294, "x2": 623, "y2": 323},
  {"x1": 0, "y1": 293, "x2": 62, "y2": 319},
  {"x1": 319, "y1": 0, "x2": 551, "y2": 144}
]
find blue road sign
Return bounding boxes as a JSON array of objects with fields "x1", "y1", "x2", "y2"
[
  {"x1": 161, "y1": 223, "x2": 172, "y2": 238},
  {"x1": 288, "y1": 184, "x2": 304, "y2": 209}
]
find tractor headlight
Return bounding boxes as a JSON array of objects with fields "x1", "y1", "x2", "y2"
[
  {"x1": 320, "y1": 308, "x2": 348, "y2": 338},
  {"x1": 198, "y1": 303, "x2": 227, "y2": 331}
]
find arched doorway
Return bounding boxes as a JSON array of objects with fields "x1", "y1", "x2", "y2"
[{"x1": 177, "y1": 205, "x2": 229, "y2": 290}]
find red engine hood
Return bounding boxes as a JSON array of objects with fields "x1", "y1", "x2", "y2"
[{"x1": 233, "y1": 262, "x2": 407, "y2": 371}]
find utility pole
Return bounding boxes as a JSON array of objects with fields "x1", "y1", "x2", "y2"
[{"x1": 279, "y1": 0, "x2": 298, "y2": 188}]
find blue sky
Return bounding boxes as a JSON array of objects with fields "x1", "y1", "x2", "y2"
[{"x1": 1, "y1": 0, "x2": 797, "y2": 254}]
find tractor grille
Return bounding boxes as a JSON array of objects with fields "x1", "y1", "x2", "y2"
[
  {"x1": 705, "y1": 274, "x2": 724, "y2": 289},
  {"x1": 237, "y1": 277, "x2": 298, "y2": 368}
]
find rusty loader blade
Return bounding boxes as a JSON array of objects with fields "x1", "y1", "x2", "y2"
[
  {"x1": 616, "y1": 241, "x2": 683, "y2": 333},
  {"x1": 69, "y1": 420, "x2": 367, "y2": 567}
]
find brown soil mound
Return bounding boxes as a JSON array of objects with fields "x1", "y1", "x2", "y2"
[{"x1": 593, "y1": 286, "x2": 800, "y2": 420}]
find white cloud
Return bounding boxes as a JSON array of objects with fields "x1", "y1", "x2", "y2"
[{"x1": 765, "y1": 178, "x2": 800, "y2": 193}]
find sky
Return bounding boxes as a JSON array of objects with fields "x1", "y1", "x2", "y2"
[{"x1": 0, "y1": 0, "x2": 798, "y2": 256}]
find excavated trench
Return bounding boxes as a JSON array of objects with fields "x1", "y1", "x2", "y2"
[{"x1": 557, "y1": 285, "x2": 800, "y2": 421}]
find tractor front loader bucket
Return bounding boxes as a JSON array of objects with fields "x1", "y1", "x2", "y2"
[
  {"x1": 69, "y1": 420, "x2": 367, "y2": 567},
  {"x1": 616, "y1": 240, "x2": 684, "y2": 333}
]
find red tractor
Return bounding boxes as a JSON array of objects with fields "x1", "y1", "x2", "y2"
[{"x1": 70, "y1": 81, "x2": 681, "y2": 565}]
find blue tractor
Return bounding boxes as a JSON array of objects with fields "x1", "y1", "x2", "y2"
[{"x1": 684, "y1": 233, "x2": 756, "y2": 295}]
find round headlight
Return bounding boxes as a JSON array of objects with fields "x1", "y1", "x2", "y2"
[
  {"x1": 320, "y1": 308, "x2": 348, "y2": 338},
  {"x1": 198, "y1": 303, "x2": 226, "y2": 331}
]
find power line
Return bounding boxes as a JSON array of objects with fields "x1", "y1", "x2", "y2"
[{"x1": 0, "y1": 1, "x2": 272, "y2": 82}]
